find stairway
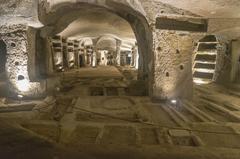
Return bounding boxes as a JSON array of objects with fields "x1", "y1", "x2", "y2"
[{"x1": 193, "y1": 36, "x2": 218, "y2": 84}]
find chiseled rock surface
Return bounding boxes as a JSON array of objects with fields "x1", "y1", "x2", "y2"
[{"x1": 0, "y1": 24, "x2": 45, "y2": 97}]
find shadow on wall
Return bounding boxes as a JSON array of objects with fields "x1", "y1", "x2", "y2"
[
  {"x1": 0, "y1": 40, "x2": 7, "y2": 96},
  {"x1": 0, "y1": 40, "x2": 7, "y2": 74},
  {"x1": 0, "y1": 40, "x2": 7, "y2": 77}
]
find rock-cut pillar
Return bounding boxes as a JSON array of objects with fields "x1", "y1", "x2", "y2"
[
  {"x1": 116, "y1": 39, "x2": 122, "y2": 66},
  {"x1": 0, "y1": 24, "x2": 45, "y2": 97}
]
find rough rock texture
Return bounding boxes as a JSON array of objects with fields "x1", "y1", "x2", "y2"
[
  {"x1": 217, "y1": 39, "x2": 240, "y2": 84},
  {"x1": 151, "y1": 30, "x2": 194, "y2": 99},
  {"x1": 0, "y1": 0, "x2": 40, "y2": 26},
  {"x1": 0, "y1": 24, "x2": 45, "y2": 97},
  {"x1": 140, "y1": 0, "x2": 199, "y2": 99},
  {"x1": 140, "y1": 0, "x2": 200, "y2": 24},
  {"x1": 208, "y1": 19, "x2": 240, "y2": 40},
  {"x1": 156, "y1": 0, "x2": 240, "y2": 44},
  {"x1": 214, "y1": 36, "x2": 228, "y2": 81},
  {"x1": 156, "y1": 0, "x2": 240, "y2": 18}
]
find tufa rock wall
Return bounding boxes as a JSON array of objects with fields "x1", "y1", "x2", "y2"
[
  {"x1": 140, "y1": 0, "x2": 198, "y2": 100},
  {"x1": 0, "y1": 24, "x2": 46, "y2": 97}
]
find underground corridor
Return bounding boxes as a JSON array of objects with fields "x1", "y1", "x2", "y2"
[
  {"x1": 40, "y1": 9, "x2": 146, "y2": 97},
  {"x1": 0, "y1": 0, "x2": 240, "y2": 159}
]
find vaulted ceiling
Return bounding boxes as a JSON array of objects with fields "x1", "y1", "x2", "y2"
[
  {"x1": 59, "y1": 9, "x2": 136, "y2": 51},
  {"x1": 59, "y1": 0, "x2": 240, "y2": 42}
]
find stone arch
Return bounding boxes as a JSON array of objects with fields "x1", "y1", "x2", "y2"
[
  {"x1": 38, "y1": 0, "x2": 152, "y2": 81},
  {"x1": 79, "y1": 38, "x2": 93, "y2": 47},
  {"x1": 96, "y1": 35, "x2": 118, "y2": 51}
]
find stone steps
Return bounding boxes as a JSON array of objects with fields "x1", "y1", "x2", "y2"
[
  {"x1": 193, "y1": 71, "x2": 214, "y2": 79},
  {"x1": 193, "y1": 39, "x2": 219, "y2": 84},
  {"x1": 194, "y1": 63, "x2": 216, "y2": 69},
  {"x1": 197, "y1": 43, "x2": 217, "y2": 51},
  {"x1": 195, "y1": 54, "x2": 217, "y2": 62}
]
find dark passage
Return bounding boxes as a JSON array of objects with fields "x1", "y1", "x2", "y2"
[{"x1": 0, "y1": 40, "x2": 7, "y2": 78}]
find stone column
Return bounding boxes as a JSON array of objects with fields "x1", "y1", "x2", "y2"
[
  {"x1": 79, "y1": 46, "x2": 85, "y2": 67},
  {"x1": 132, "y1": 44, "x2": 138, "y2": 69},
  {"x1": 230, "y1": 40, "x2": 240, "y2": 82},
  {"x1": 92, "y1": 39, "x2": 98, "y2": 68},
  {"x1": 131, "y1": 47, "x2": 135, "y2": 67},
  {"x1": 116, "y1": 39, "x2": 122, "y2": 66},
  {"x1": 92, "y1": 51, "x2": 97, "y2": 67},
  {"x1": 84, "y1": 47, "x2": 88, "y2": 66},
  {"x1": 74, "y1": 40, "x2": 80, "y2": 68},
  {"x1": 0, "y1": 24, "x2": 45, "y2": 97}
]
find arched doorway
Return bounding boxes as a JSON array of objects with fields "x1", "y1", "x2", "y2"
[
  {"x1": 38, "y1": 1, "x2": 152, "y2": 96},
  {"x1": 193, "y1": 35, "x2": 227, "y2": 85}
]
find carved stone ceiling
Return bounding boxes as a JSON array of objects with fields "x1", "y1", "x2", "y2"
[{"x1": 157, "y1": 0, "x2": 240, "y2": 18}]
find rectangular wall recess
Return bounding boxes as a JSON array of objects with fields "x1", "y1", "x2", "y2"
[{"x1": 156, "y1": 17, "x2": 208, "y2": 32}]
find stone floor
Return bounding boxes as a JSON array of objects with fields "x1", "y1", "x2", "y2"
[{"x1": 0, "y1": 66, "x2": 240, "y2": 159}]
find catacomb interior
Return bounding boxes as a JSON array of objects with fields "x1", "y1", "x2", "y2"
[{"x1": 0, "y1": 0, "x2": 240, "y2": 159}]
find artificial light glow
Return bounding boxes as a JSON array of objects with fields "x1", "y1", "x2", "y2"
[
  {"x1": 17, "y1": 94, "x2": 23, "y2": 99},
  {"x1": 69, "y1": 62, "x2": 74, "y2": 68},
  {"x1": 194, "y1": 68, "x2": 214, "y2": 73},
  {"x1": 16, "y1": 79, "x2": 30, "y2": 92},
  {"x1": 54, "y1": 57, "x2": 62, "y2": 65},
  {"x1": 193, "y1": 78, "x2": 211, "y2": 85},
  {"x1": 135, "y1": 52, "x2": 139, "y2": 69},
  {"x1": 171, "y1": 99, "x2": 177, "y2": 104},
  {"x1": 92, "y1": 53, "x2": 97, "y2": 67}
]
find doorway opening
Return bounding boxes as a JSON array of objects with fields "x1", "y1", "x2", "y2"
[
  {"x1": 39, "y1": 4, "x2": 151, "y2": 97},
  {"x1": 193, "y1": 35, "x2": 218, "y2": 85}
]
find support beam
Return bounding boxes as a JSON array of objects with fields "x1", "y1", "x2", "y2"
[
  {"x1": 92, "y1": 39, "x2": 98, "y2": 68},
  {"x1": 116, "y1": 39, "x2": 122, "y2": 66}
]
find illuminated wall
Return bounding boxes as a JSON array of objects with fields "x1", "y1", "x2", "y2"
[
  {"x1": 151, "y1": 29, "x2": 194, "y2": 100},
  {"x1": 0, "y1": 24, "x2": 45, "y2": 97}
]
